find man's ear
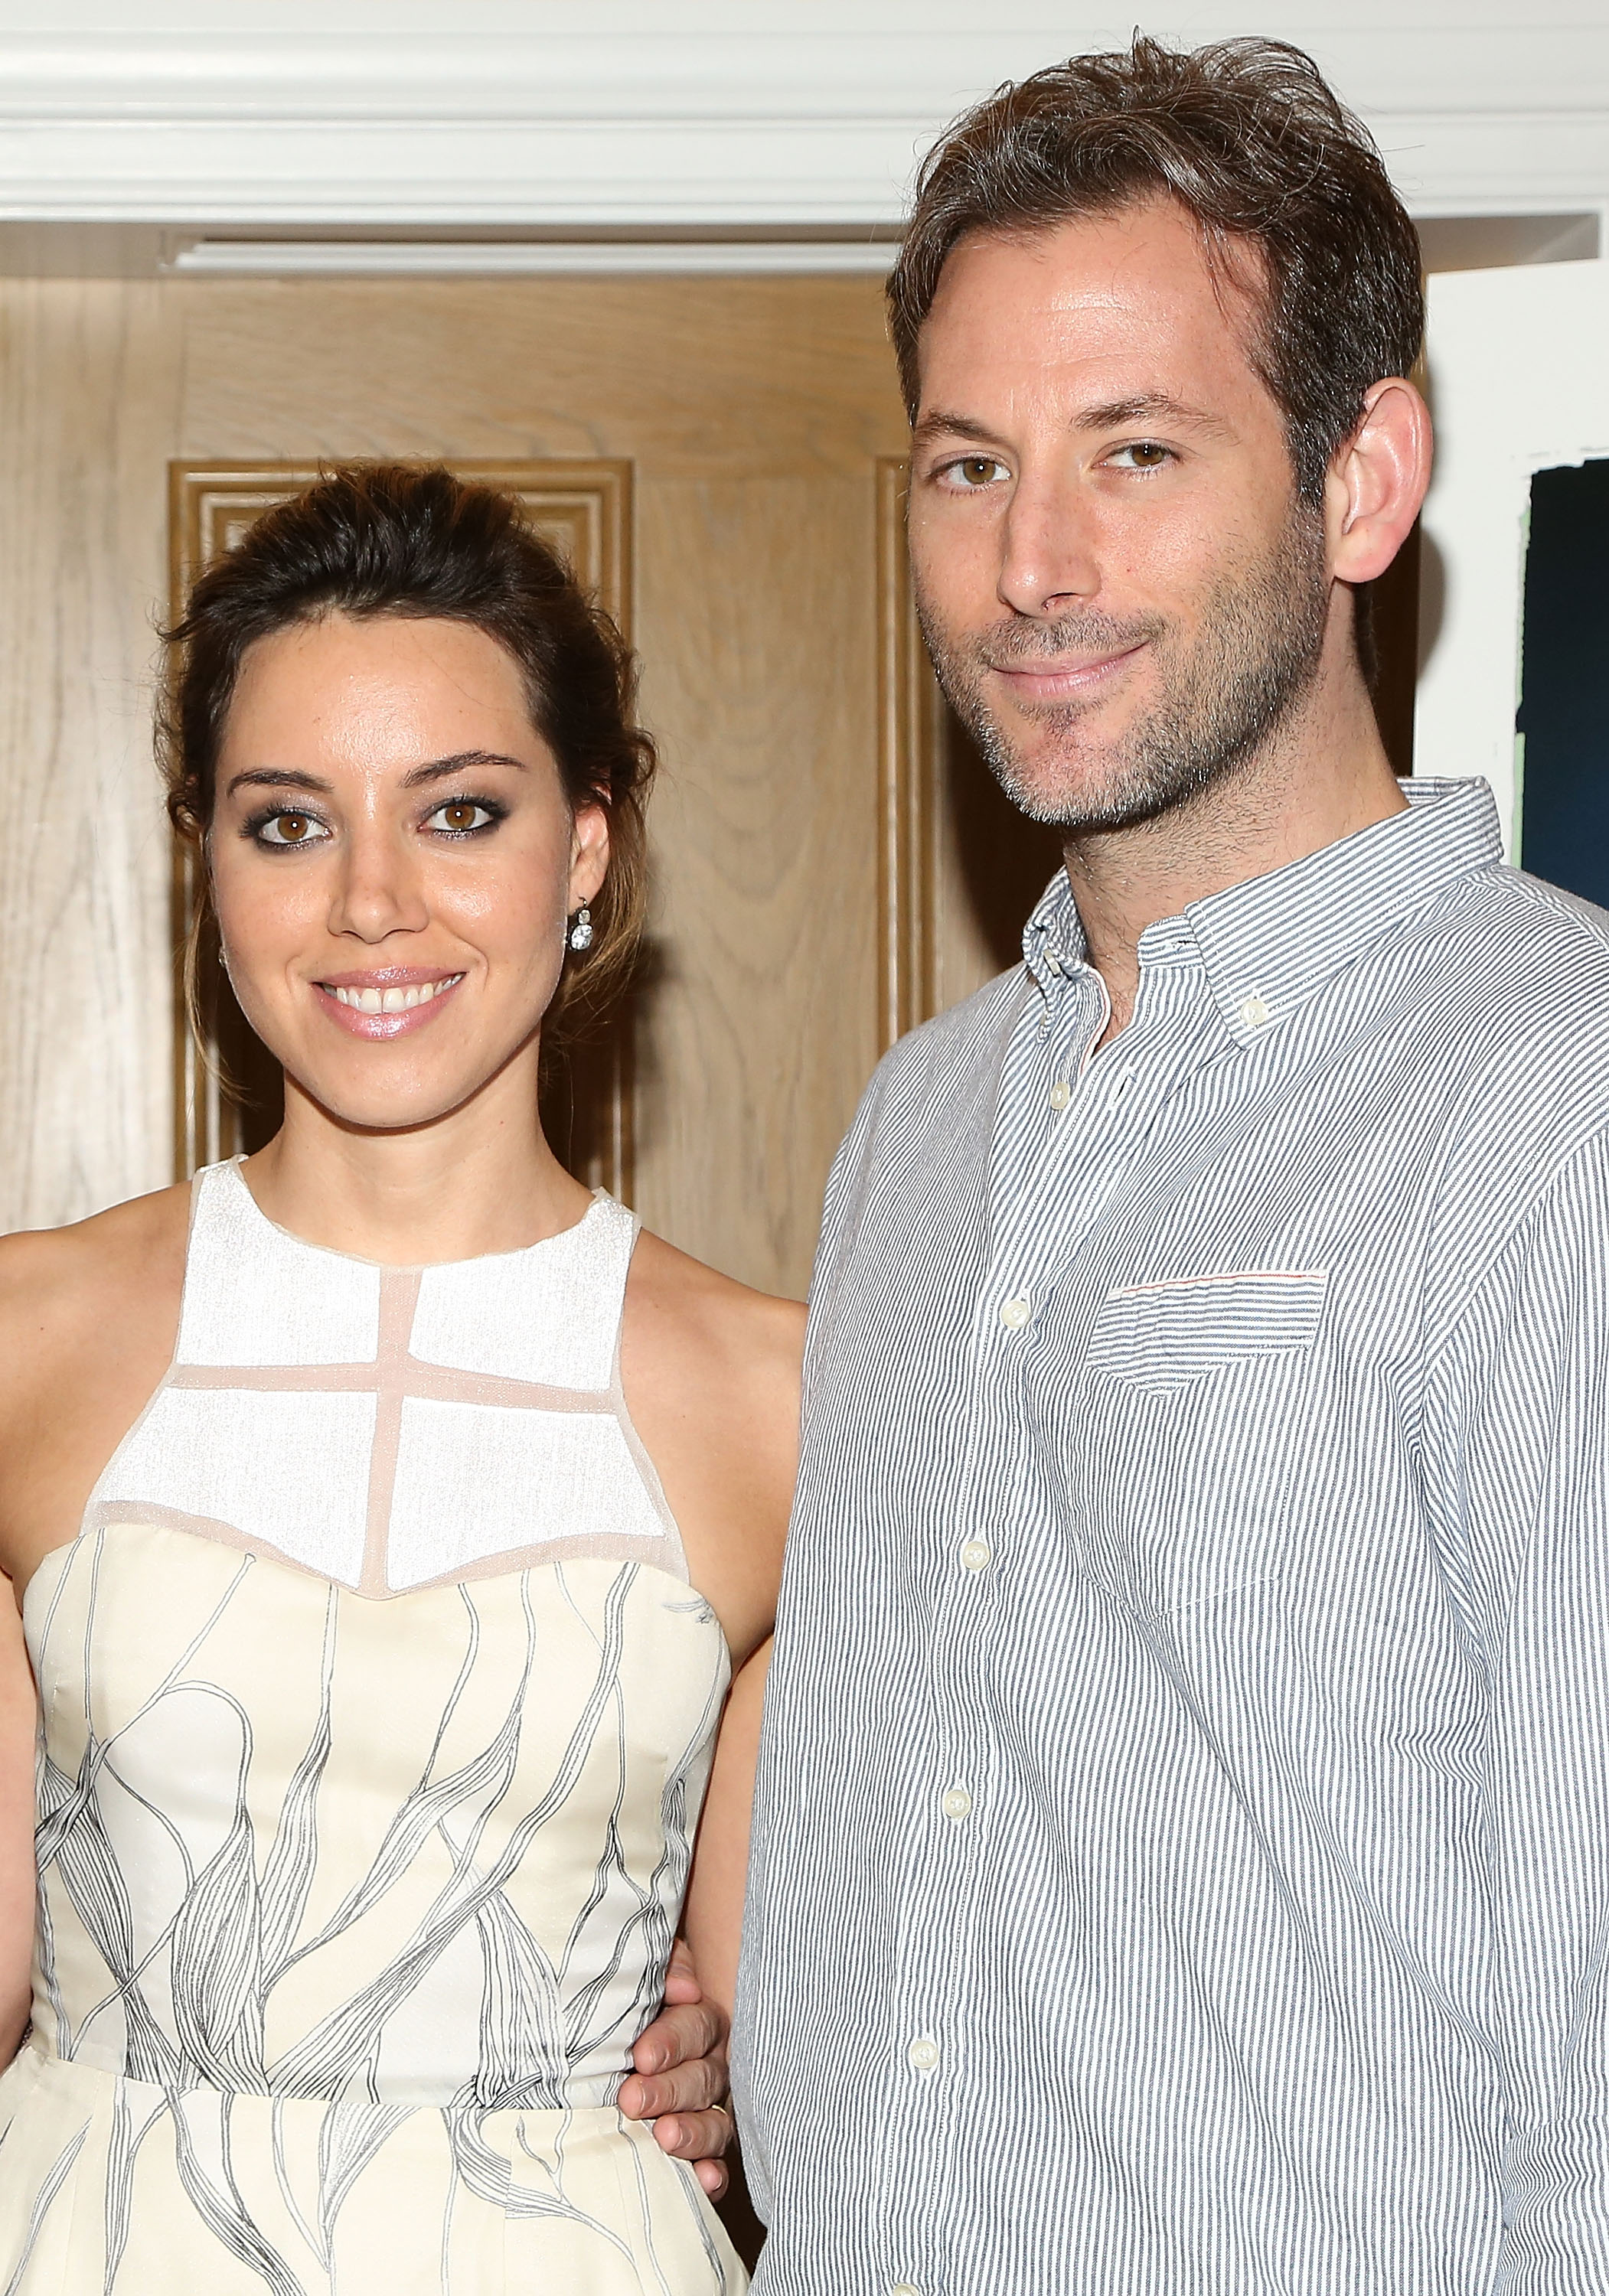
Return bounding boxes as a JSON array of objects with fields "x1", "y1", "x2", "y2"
[{"x1": 1326, "y1": 377, "x2": 1432, "y2": 587}]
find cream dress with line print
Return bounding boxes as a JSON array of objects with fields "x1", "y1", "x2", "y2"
[{"x1": 0, "y1": 1161, "x2": 745, "y2": 2294}]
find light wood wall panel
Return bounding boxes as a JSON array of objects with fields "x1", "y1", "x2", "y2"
[
  {"x1": 0, "y1": 272, "x2": 915, "y2": 1297},
  {"x1": 637, "y1": 471, "x2": 880, "y2": 1290},
  {"x1": 168, "y1": 276, "x2": 906, "y2": 1295},
  {"x1": 0, "y1": 280, "x2": 181, "y2": 1233}
]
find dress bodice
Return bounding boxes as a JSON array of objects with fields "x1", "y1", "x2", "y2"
[
  {"x1": 83, "y1": 1159, "x2": 690, "y2": 1597},
  {"x1": 22, "y1": 1165, "x2": 732, "y2": 2123}
]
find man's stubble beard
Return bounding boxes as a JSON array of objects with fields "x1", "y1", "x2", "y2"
[{"x1": 915, "y1": 502, "x2": 1333, "y2": 833}]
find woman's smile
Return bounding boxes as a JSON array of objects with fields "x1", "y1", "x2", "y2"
[{"x1": 313, "y1": 965, "x2": 467, "y2": 1039}]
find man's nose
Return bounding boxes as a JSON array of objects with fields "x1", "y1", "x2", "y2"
[
  {"x1": 997, "y1": 465, "x2": 1101, "y2": 620},
  {"x1": 328, "y1": 823, "x2": 429, "y2": 942}
]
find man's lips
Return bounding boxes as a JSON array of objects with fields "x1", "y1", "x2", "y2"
[
  {"x1": 987, "y1": 641, "x2": 1147, "y2": 702},
  {"x1": 312, "y1": 967, "x2": 466, "y2": 1039}
]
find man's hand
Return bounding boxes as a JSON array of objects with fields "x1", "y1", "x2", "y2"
[{"x1": 618, "y1": 1937, "x2": 734, "y2": 2199}]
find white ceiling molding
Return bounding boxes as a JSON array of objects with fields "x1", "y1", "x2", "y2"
[
  {"x1": 165, "y1": 240, "x2": 899, "y2": 279},
  {"x1": 0, "y1": 2, "x2": 1606, "y2": 234}
]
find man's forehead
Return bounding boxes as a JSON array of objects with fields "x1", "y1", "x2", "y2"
[{"x1": 917, "y1": 204, "x2": 1269, "y2": 406}]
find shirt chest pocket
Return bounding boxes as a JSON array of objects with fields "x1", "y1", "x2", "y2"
[
  {"x1": 1071, "y1": 1270, "x2": 1330, "y2": 1612},
  {"x1": 1085, "y1": 1270, "x2": 1330, "y2": 1391}
]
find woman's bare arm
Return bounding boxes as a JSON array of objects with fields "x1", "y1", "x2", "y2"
[
  {"x1": 682, "y1": 1637, "x2": 772, "y2": 2033},
  {"x1": 0, "y1": 1193, "x2": 187, "y2": 2069},
  {"x1": 0, "y1": 1584, "x2": 34, "y2": 2064}
]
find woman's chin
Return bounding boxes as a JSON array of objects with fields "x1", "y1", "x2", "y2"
[{"x1": 281, "y1": 1060, "x2": 498, "y2": 1140}]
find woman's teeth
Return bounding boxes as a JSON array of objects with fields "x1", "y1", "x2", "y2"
[{"x1": 326, "y1": 976, "x2": 462, "y2": 1014}]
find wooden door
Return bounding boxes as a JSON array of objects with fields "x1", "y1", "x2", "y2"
[{"x1": 0, "y1": 272, "x2": 1055, "y2": 1295}]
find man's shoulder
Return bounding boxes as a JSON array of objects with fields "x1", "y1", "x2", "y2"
[
  {"x1": 1410, "y1": 865, "x2": 1609, "y2": 1241},
  {"x1": 865, "y1": 964, "x2": 1028, "y2": 1107},
  {"x1": 814, "y1": 965, "x2": 1026, "y2": 1239},
  {"x1": 1453, "y1": 862, "x2": 1609, "y2": 1001},
  {"x1": 1395, "y1": 858, "x2": 1609, "y2": 1068}
]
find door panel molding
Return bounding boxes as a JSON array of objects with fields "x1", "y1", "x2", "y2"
[
  {"x1": 875, "y1": 455, "x2": 941, "y2": 1050},
  {"x1": 168, "y1": 455, "x2": 635, "y2": 1196}
]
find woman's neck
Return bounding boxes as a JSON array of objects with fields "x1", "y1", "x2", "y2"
[{"x1": 241, "y1": 1054, "x2": 592, "y2": 1266}]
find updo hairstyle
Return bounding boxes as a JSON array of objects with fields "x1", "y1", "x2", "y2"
[{"x1": 160, "y1": 461, "x2": 654, "y2": 1039}]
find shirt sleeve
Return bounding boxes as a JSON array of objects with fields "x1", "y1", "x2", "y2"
[{"x1": 1421, "y1": 1125, "x2": 1609, "y2": 2288}]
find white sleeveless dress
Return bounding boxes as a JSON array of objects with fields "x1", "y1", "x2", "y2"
[{"x1": 0, "y1": 1162, "x2": 744, "y2": 2294}]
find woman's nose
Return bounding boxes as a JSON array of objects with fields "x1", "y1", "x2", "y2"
[{"x1": 327, "y1": 827, "x2": 429, "y2": 942}]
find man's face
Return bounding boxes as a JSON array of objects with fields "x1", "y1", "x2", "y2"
[{"x1": 907, "y1": 199, "x2": 1332, "y2": 832}]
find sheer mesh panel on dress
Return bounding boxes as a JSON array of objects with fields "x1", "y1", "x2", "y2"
[{"x1": 83, "y1": 1163, "x2": 688, "y2": 1598}]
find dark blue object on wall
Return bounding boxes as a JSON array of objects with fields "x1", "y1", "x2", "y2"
[{"x1": 1517, "y1": 458, "x2": 1609, "y2": 909}]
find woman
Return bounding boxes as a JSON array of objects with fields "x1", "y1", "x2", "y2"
[{"x1": 0, "y1": 465, "x2": 801, "y2": 2291}]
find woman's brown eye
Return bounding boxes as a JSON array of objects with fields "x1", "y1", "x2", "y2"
[
  {"x1": 441, "y1": 803, "x2": 477, "y2": 832},
  {"x1": 276, "y1": 814, "x2": 309, "y2": 842}
]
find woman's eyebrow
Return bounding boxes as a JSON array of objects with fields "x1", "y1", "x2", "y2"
[
  {"x1": 224, "y1": 767, "x2": 330, "y2": 799},
  {"x1": 401, "y1": 750, "x2": 529, "y2": 788},
  {"x1": 223, "y1": 751, "x2": 530, "y2": 801}
]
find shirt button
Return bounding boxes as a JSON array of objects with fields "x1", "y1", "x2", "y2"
[
  {"x1": 907, "y1": 2035, "x2": 941, "y2": 2073},
  {"x1": 960, "y1": 1538, "x2": 993, "y2": 1572},
  {"x1": 1049, "y1": 1077, "x2": 1071, "y2": 1110},
  {"x1": 892, "y1": 2285, "x2": 922, "y2": 2296},
  {"x1": 1239, "y1": 992, "x2": 1271, "y2": 1029},
  {"x1": 999, "y1": 1295, "x2": 1031, "y2": 1329},
  {"x1": 941, "y1": 1786, "x2": 973, "y2": 1822}
]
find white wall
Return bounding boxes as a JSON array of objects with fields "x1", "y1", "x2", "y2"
[{"x1": 1415, "y1": 259, "x2": 1609, "y2": 845}]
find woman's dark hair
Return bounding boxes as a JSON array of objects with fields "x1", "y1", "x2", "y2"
[
  {"x1": 888, "y1": 35, "x2": 1425, "y2": 504},
  {"x1": 162, "y1": 461, "x2": 654, "y2": 1040}
]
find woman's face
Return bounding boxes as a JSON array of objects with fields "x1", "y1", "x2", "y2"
[{"x1": 208, "y1": 611, "x2": 607, "y2": 1133}]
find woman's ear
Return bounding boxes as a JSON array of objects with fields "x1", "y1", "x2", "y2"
[
  {"x1": 569, "y1": 801, "x2": 611, "y2": 912},
  {"x1": 1326, "y1": 376, "x2": 1433, "y2": 589}
]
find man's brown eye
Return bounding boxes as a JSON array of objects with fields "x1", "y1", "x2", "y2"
[
  {"x1": 961, "y1": 458, "x2": 997, "y2": 485},
  {"x1": 1131, "y1": 442, "x2": 1168, "y2": 467}
]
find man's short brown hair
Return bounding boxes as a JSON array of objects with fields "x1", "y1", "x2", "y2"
[{"x1": 888, "y1": 35, "x2": 1424, "y2": 502}]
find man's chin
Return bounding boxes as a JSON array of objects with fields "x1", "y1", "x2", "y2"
[{"x1": 982, "y1": 739, "x2": 1150, "y2": 833}]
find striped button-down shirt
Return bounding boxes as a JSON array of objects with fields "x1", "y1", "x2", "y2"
[{"x1": 733, "y1": 778, "x2": 1609, "y2": 2294}]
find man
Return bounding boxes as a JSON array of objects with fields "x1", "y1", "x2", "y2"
[{"x1": 734, "y1": 34, "x2": 1609, "y2": 2292}]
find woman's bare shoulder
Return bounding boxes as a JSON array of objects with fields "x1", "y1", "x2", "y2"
[
  {"x1": 0, "y1": 1186, "x2": 191, "y2": 1398},
  {"x1": 627, "y1": 1228, "x2": 807, "y2": 1391},
  {"x1": 622, "y1": 1231, "x2": 804, "y2": 1652}
]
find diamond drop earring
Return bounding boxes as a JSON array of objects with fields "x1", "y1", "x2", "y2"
[{"x1": 567, "y1": 905, "x2": 594, "y2": 953}]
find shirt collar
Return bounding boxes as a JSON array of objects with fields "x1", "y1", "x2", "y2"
[
  {"x1": 1020, "y1": 778, "x2": 1504, "y2": 1042},
  {"x1": 1021, "y1": 867, "x2": 1086, "y2": 996}
]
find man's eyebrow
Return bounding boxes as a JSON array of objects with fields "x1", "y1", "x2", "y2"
[
  {"x1": 911, "y1": 409, "x2": 1015, "y2": 453},
  {"x1": 400, "y1": 749, "x2": 529, "y2": 789},
  {"x1": 914, "y1": 394, "x2": 1233, "y2": 452},
  {"x1": 1073, "y1": 392, "x2": 1231, "y2": 439}
]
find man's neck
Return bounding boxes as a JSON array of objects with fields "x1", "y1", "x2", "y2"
[{"x1": 1064, "y1": 652, "x2": 1405, "y2": 1041}]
